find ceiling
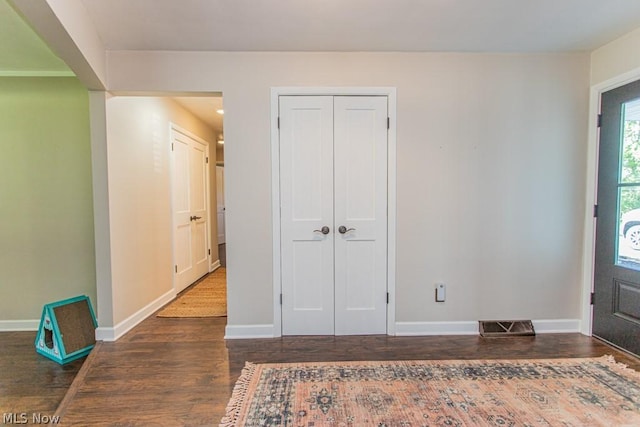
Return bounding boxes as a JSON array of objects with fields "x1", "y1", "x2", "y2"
[
  {"x1": 173, "y1": 96, "x2": 224, "y2": 138},
  {"x1": 80, "y1": 0, "x2": 640, "y2": 53}
]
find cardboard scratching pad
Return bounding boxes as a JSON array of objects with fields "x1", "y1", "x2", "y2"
[{"x1": 35, "y1": 295, "x2": 97, "y2": 364}]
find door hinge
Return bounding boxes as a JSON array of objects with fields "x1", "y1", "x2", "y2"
[
  {"x1": 386, "y1": 292, "x2": 389, "y2": 304},
  {"x1": 590, "y1": 292, "x2": 595, "y2": 305},
  {"x1": 593, "y1": 204, "x2": 599, "y2": 218},
  {"x1": 280, "y1": 293, "x2": 283, "y2": 305},
  {"x1": 208, "y1": 249, "x2": 211, "y2": 255},
  {"x1": 277, "y1": 117, "x2": 280, "y2": 129},
  {"x1": 597, "y1": 113, "x2": 602, "y2": 128},
  {"x1": 175, "y1": 265, "x2": 177, "y2": 273},
  {"x1": 171, "y1": 143, "x2": 174, "y2": 151},
  {"x1": 206, "y1": 157, "x2": 209, "y2": 164},
  {"x1": 387, "y1": 117, "x2": 390, "y2": 129}
]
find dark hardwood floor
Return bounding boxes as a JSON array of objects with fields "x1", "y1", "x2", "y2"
[
  {"x1": 2, "y1": 314, "x2": 640, "y2": 426},
  {"x1": 0, "y1": 331, "x2": 85, "y2": 418}
]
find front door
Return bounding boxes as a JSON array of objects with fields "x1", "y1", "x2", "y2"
[
  {"x1": 171, "y1": 126, "x2": 210, "y2": 293},
  {"x1": 279, "y1": 95, "x2": 388, "y2": 335},
  {"x1": 593, "y1": 78, "x2": 640, "y2": 356}
]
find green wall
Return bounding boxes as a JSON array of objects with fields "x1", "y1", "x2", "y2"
[{"x1": 0, "y1": 77, "x2": 96, "y2": 322}]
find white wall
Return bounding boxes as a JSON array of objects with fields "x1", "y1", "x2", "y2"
[
  {"x1": 104, "y1": 51, "x2": 590, "y2": 332},
  {"x1": 591, "y1": 26, "x2": 640, "y2": 86},
  {"x1": 102, "y1": 96, "x2": 216, "y2": 330}
]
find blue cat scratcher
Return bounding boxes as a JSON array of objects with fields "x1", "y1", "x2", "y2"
[{"x1": 35, "y1": 295, "x2": 97, "y2": 364}]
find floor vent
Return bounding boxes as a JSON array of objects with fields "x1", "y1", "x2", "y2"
[{"x1": 479, "y1": 320, "x2": 535, "y2": 337}]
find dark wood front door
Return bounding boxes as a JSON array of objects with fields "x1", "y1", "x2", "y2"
[{"x1": 593, "y1": 78, "x2": 640, "y2": 356}]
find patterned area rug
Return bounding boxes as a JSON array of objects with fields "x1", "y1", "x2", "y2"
[
  {"x1": 157, "y1": 268, "x2": 226, "y2": 317},
  {"x1": 221, "y1": 356, "x2": 640, "y2": 426}
]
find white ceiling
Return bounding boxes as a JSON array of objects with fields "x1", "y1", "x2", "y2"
[
  {"x1": 173, "y1": 96, "x2": 224, "y2": 137},
  {"x1": 80, "y1": 0, "x2": 640, "y2": 53}
]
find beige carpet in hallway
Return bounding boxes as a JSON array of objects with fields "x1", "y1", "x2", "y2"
[{"x1": 157, "y1": 268, "x2": 226, "y2": 317}]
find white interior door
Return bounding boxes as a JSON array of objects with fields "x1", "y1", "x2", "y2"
[
  {"x1": 279, "y1": 95, "x2": 388, "y2": 335},
  {"x1": 172, "y1": 127, "x2": 210, "y2": 293},
  {"x1": 280, "y1": 96, "x2": 335, "y2": 335},
  {"x1": 216, "y1": 166, "x2": 226, "y2": 244},
  {"x1": 334, "y1": 96, "x2": 388, "y2": 335}
]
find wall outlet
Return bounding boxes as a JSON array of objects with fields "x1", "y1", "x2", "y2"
[{"x1": 435, "y1": 283, "x2": 446, "y2": 302}]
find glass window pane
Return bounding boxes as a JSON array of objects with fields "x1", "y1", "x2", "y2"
[
  {"x1": 620, "y1": 98, "x2": 640, "y2": 184},
  {"x1": 617, "y1": 186, "x2": 640, "y2": 268}
]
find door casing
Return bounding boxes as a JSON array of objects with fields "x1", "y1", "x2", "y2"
[{"x1": 270, "y1": 87, "x2": 397, "y2": 337}]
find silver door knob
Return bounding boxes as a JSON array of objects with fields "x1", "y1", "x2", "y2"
[
  {"x1": 338, "y1": 226, "x2": 355, "y2": 234},
  {"x1": 313, "y1": 226, "x2": 330, "y2": 235}
]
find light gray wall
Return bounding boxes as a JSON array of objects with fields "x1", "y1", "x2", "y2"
[{"x1": 105, "y1": 51, "x2": 590, "y2": 329}]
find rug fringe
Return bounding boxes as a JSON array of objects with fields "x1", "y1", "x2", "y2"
[
  {"x1": 220, "y1": 362, "x2": 257, "y2": 427},
  {"x1": 601, "y1": 354, "x2": 640, "y2": 378}
]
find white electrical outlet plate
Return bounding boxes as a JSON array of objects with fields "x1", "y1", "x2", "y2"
[{"x1": 435, "y1": 283, "x2": 446, "y2": 302}]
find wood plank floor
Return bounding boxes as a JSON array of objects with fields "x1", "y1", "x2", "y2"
[
  {"x1": 0, "y1": 316, "x2": 640, "y2": 426},
  {"x1": 3, "y1": 316, "x2": 640, "y2": 426},
  {"x1": 0, "y1": 331, "x2": 85, "y2": 418}
]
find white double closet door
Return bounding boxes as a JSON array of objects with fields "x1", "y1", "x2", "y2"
[{"x1": 279, "y1": 96, "x2": 388, "y2": 335}]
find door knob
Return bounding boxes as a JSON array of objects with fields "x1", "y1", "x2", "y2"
[
  {"x1": 190, "y1": 216, "x2": 203, "y2": 221},
  {"x1": 313, "y1": 226, "x2": 330, "y2": 235},
  {"x1": 338, "y1": 226, "x2": 355, "y2": 234}
]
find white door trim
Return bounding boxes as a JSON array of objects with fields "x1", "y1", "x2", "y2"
[
  {"x1": 169, "y1": 122, "x2": 213, "y2": 293},
  {"x1": 582, "y1": 66, "x2": 640, "y2": 336},
  {"x1": 270, "y1": 87, "x2": 397, "y2": 337}
]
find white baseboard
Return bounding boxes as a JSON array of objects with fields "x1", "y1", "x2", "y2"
[
  {"x1": 0, "y1": 319, "x2": 40, "y2": 331},
  {"x1": 395, "y1": 319, "x2": 581, "y2": 336},
  {"x1": 225, "y1": 324, "x2": 274, "y2": 339},
  {"x1": 531, "y1": 319, "x2": 581, "y2": 333},
  {"x1": 395, "y1": 321, "x2": 479, "y2": 336},
  {"x1": 96, "y1": 289, "x2": 176, "y2": 341},
  {"x1": 210, "y1": 259, "x2": 221, "y2": 272}
]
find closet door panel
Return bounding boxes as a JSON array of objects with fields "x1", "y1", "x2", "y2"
[
  {"x1": 279, "y1": 96, "x2": 335, "y2": 335},
  {"x1": 333, "y1": 96, "x2": 388, "y2": 335}
]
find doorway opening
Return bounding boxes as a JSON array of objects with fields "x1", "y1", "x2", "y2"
[
  {"x1": 170, "y1": 95, "x2": 227, "y2": 318},
  {"x1": 104, "y1": 92, "x2": 228, "y2": 324}
]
